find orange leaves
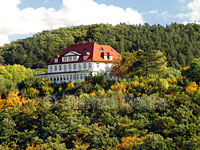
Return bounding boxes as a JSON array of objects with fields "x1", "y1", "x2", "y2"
[
  {"x1": 185, "y1": 82, "x2": 200, "y2": 93},
  {"x1": 0, "y1": 92, "x2": 27, "y2": 111},
  {"x1": 111, "y1": 82, "x2": 127, "y2": 94},
  {"x1": 96, "y1": 89, "x2": 105, "y2": 96},
  {"x1": 89, "y1": 92, "x2": 96, "y2": 97},
  {"x1": 115, "y1": 136, "x2": 144, "y2": 150},
  {"x1": 180, "y1": 66, "x2": 190, "y2": 71}
]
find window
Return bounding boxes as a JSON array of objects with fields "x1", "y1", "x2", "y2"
[
  {"x1": 50, "y1": 66, "x2": 52, "y2": 73},
  {"x1": 96, "y1": 63, "x2": 99, "y2": 68},
  {"x1": 57, "y1": 76, "x2": 59, "y2": 81},
  {"x1": 73, "y1": 56, "x2": 78, "y2": 61},
  {"x1": 59, "y1": 65, "x2": 62, "y2": 71},
  {"x1": 104, "y1": 56, "x2": 107, "y2": 60},
  {"x1": 76, "y1": 74, "x2": 79, "y2": 80},
  {"x1": 55, "y1": 66, "x2": 57, "y2": 71},
  {"x1": 68, "y1": 57, "x2": 72, "y2": 61},
  {"x1": 83, "y1": 56, "x2": 87, "y2": 60},
  {"x1": 60, "y1": 76, "x2": 62, "y2": 81},
  {"x1": 78, "y1": 64, "x2": 82, "y2": 70},
  {"x1": 70, "y1": 75, "x2": 72, "y2": 80},
  {"x1": 74, "y1": 64, "x2": 76, "y2": 70},
  {"x1": 73, "y1": 74, "x2": 76, "y2": 80},
  {"x1": 64, "y1": 65, "x2": 67, "y2": 71},
  {"x1": 63, "y1": 75, "x2": 66, "y2": 80},
  {"x1": 84, "y1": 73, "x2": 87, "y2": 79},
  {"x1": 54, "y1": 77, "x2": 56, "y2": 81},
  {"x1": 66, "y1": 75, "x2": 69, "y2": 80},
  {"x1": 54, "y1": 58, "x2": 58, "y2": 63},
  {"x1": 69, "y1": 64, "x2": 72, "y2": 71},
  {"x1": 84, "y1": 63, "x2": 87, "y2": 69},
  {"x1": 80, "y1": 74, "x2": 83, "y2": 80},
  {"x1": 89, "y1": 63, "x2": 92, "y2": 69},
  {"x1": 109, "y1": 56, "x2": 113, "y2": 60}
]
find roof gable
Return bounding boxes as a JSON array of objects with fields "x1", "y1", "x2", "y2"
[{"x1": 64, "y1": 51, "x2": 81, "y2": 56}]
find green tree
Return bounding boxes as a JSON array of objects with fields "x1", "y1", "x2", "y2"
[
  {"x1": 134, "y1": 49, "x2": 167, "y2": 78},
  {"x1": 184, "y1": 58, "x2": 200, "y2": 83}
]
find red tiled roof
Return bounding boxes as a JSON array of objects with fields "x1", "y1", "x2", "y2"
[{"x1": 48, "y1": 42, "x2": 121, "y2": 65}]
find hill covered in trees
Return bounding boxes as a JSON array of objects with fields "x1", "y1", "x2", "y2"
[
  {"x1": 1, "y1": 23, "x2": 200, "y2": 149},
  {"x1": 1, "y1": 23, "x2": 200, "y2": 68},
  {"x1": 0, "y1": 57, "x2": 200, "y2": 149}
]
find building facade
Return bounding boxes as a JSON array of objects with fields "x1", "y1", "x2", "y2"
[{"x1": 38, "y1": 42, "x2": 121, "y2": 83}]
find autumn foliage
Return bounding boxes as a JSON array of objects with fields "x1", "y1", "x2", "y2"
[{"x1": 0, "y1": 92, "x2": 27, "y2": 111}]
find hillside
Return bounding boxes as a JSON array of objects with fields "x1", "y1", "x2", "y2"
[
  {"x1": 0, "y1": 59, "x2": 200, "y2": 149},
  {"x1": 0, "y1": 23, "x2": 200, "y2": 68}
]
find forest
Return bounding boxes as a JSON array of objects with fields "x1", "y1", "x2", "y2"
[
  {"x1": 0, "y1": 23, "x2": 200, "y2": 149},
  {"x1": 1, "y1": 23, "x2": 200, "y2": 68}
]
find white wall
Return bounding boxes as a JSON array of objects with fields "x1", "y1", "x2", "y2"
[
  {"x1": 48, "y1": 62, "x2": 112, "y2": 73},
  {"x1": 45, "y1": 62, "x2": 114, "y2": 83}
]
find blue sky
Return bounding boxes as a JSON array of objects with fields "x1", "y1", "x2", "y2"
[{"x1": 0, "y1": 0, "x2": 200, "y2": 46}]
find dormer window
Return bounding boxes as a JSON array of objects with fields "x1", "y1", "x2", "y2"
[
  {"x1": 109, "y1": 55, "x2": 113, "y2": 60},
  {"x1": 68, "y1": 57, "x2": 72, "y2": 61},
  {"x1": 62, "y1": 56, "x2": 79, "y2": 62},
  {"x1": 83, "y1": 56, "x2": 87, "y2": 60},
  {"x1": 55, "y1": 58, "x2": 58, "y2": 63},
  {"x1": 73, "y1": 56, "x2": 78, "y2": 61},
  {"x1": 104, "y1": 56, "x2": 107, "y2": 60}
]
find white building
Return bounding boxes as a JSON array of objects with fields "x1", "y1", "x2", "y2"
[{"x1": 38, "y1": 42, "x2": 121, "y2": 83}]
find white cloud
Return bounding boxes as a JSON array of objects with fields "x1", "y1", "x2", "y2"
[
  {"x1": 147, "y1": 10, "x2": 158, "y2": 14},
  {"x1": 0, "y1": 0, "x2": 144, "y2": 46},
  {"x1": 0, "y1": 34, "x2": 9, "y2": 46},
  {"x1": 177, "y1": 0, "x2": 200, "y2": 22},
  {"x1": 177, "y1": 0, "x2": 186, "y2": 3},
  {"x1": 161, "y1": 11, "x2": 172, "y2": 20},
  {"x1": 59, "y1": 0, "x2": 144, "y2": 25},
  {"x1": 187, "y1": 0, "x2": 200, "y2": 21}
]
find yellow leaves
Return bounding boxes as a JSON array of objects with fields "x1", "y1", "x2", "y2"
[
  {"x1": 66, "y1": 82, "x2": 75, "y2": 91},
  {"x1": 72, "y1": 139, "x2": 90, "y2": 150},
  {"x1": 89, "y1": 89, "x2": 105, "y2": 97},
  {"x1": 77, "y1": 127, "x2": 90, "y2": 138},
  {"x1": 167, "y1": 78, "x2": 177, "y2": 86},
  {"x1": 89, "y1": 92, "x2": 96, "y2": 97},
  {"x1": 26, "y1": 145, "x2": 43, "y2": 150},
  {"x1": 96, "y1": 89, "x2": 105, "y2": 96},
  {"x1": 21, "y1": 99, "x2": 39, "y2": 116},
  {"x1": 180, "y1": 66, "x2": 190, "y2": 71},
  {"x1": 132, "y1": 81, "x2": 144, "y2": 88},
  {"x1": 143, "y1": 85, "x2": 152, "y2": 94},
  {"x1": 132, "y1": 81, "x2": 140, "y2": 87},
  {"x1": 0, "y1": 92, "x2": 27, "y2": 111},
  {"x1": 115, "y1": 136, "x2": 144, "y2": 150},
  {"x1": 93, "y1": 122, "x2": 99, "y2": 129},
  {"x1": 111, "y1": 82, "x2": 127, "y2": 94},
  {"x1": 185, "y1": 82, "x2": 199, "y2": 93}
]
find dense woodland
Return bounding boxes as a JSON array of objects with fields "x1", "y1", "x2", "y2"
[
  {"x1": 0, "y1": 23, "x2": 200, "y2": 149},
  {"x1": 1, "y1": 23, "x2": 200, "y2": 68}
]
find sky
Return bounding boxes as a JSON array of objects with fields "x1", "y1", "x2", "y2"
[{"x1": 0, "y1": 0, "x2": 200, "y2": 46}]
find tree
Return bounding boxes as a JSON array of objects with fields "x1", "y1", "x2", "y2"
[
  {"x1": 111, "y1": 58, "x2": 123, "y2": 80},
  {"x1": 184, "y1": 58, "x2": 200, "y2": 83},
  {"x1": 111, "y1": 52, "x2": 136, "y2": 79},
  {"x1": 134, "y1": 49, "x2": 167, "y2": 78}
]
